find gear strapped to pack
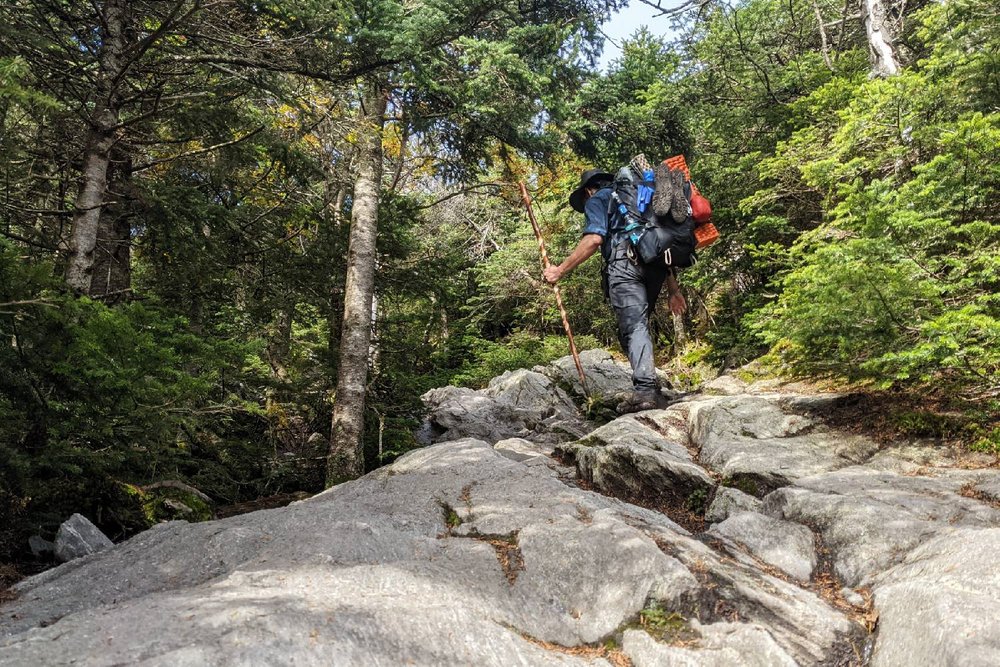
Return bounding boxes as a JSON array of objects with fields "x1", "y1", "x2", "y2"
[
  {"x1": 607, "y1": 154, "x2": 698, "y2": 269},
  {"x1": 662, "y1": 154, "x2": 720, "y2": 249}
]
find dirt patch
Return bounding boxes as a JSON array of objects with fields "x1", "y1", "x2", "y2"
[
  {"x1": 660, "y1": 535, "x2": 873, "y2": 666},
  {"x1": 518, "y1": 631, "x2": 632, "y2": 667},
  {"x1": 440, "y1": 521, "x2": 525, "y2": 586},
  {"x1": 458, "y1": 483, "x2": 475, "y2": 506},
  {"x1": 803, "y1": 391, "x2": 998, "y2": 458},
  {"x1": 215, "y1": 491, "x2": 312, "y2": 519},
  {"x1": 959, "y1": 483, "x2": 1000, "y2": 510},
  {"x1": 437, "y1": 500, "x2": 463, "y2": 536},
  {"x1": 810, "y1": 532, "x2": 879, "y2": 634},
  {"x1": 0, "y1": 563, "x2": 23, "y2": 603},
  {"x1": 566, "y1": 471, "x2": 705, "y2": 534},
  {"x1": 552, "y1": 450, "x2": 707, "y2": 533},
  {"x1": 633, "y1": 411, "x2": 705, "y2": 463},
  {"x1": 485, "y1": 534, "x2": 525, "y2": 585}
]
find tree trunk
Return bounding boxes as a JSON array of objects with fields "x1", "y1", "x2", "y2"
[
  {"x1": 861, "y1": 0, "x2": 900, "y2": 77},
  {"x1": 66, "y1": 0, "x2": 130, "y2": 293},
  {"x1": 327, "y1": 83, "x2": 386, "y2": 486},
  {"x1": 265, "y1": 304, "x2": 294, "y2": 456},
  {"x1": 266, "y1": 305, "x2": 294, "y2": 383},
  {"x1": 66, "y1": 117, "x2": 119, "y2": 292},
  {"x1": 672, "y1": 311, "x2": 688, "y2": 351},
  {"x1": 89, "y1": 149, "x2": 133, "y2": 300},
  {"x1": 327, "y1": 187, "x2": 347, "y2": 359}
]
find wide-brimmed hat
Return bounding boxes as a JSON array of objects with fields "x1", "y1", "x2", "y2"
[{"x1": 569, "y1": 168, "x2": 613, "y2": 213}]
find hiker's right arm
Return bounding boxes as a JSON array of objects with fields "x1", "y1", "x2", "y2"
[
  {"x1": 543, "y1": 234, "x2": 603, "y2": 283},
  {"x1": 545, "y1": 190, "x2": 608, "y2": 283}
]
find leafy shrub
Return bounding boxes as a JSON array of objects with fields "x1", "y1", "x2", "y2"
[
  {"x1": 450, "y1": 332, "x2": 602, "y2": 388},
  {"x1": 745, "y1": 3, "x2": 1000, "y2": 397},
  {"x1": 0, "y1": 244, "x2": 271, "y2": 557}
]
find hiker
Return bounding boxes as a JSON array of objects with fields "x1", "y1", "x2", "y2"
[{"x1": 543, "y1": 168, "x2": 687, "y2": 412}]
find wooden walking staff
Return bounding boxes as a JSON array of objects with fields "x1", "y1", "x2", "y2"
[{"x1": 518, "y1": 181, "x2": 590, "y2": 398}]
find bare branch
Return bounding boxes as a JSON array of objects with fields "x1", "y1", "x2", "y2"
[
  {"x1": 130, "y1": 126, "x2": 265, "y2": 172},
  {"x1": 414, "y1": 183, "x2": 506, "y2": 210},
  {"x1": 123, "y1": 0, "x2": 199, "y2": 62},
  {"x1": 635, "y1": 0, "x2": 710, "y2": 18},
  {"x1": 168, "y1": 53, "x2": 400, "y2": 85},
  {"x1": 0, "y1": 299, "x2": 59, "y2": 310},
  {"x1": 811, "y1": 0, "x2": 834, "y2": 70}
]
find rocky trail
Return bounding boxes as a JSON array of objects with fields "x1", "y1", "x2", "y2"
[{"x1": 2, "y1": 350, "x2": 999, "y2": 666}]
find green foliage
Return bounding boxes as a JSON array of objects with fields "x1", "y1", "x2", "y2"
[
  {"x1": 569, "y1": 30, "x2": 690, "y2": 164},
  {"x1": 0, "y1": 243, "x2": 274, "y2": 556},
  {"x1": 440, "y1": 501, "x2": 463, "y2": 530},
  {"x1": 748, "y1": 0, "x2": 1000, "y2": 394},
  {"x1": 970, "y1": 427, "x2": 1000, "y2": 457},
  {"x1": 685, "y1": 487, "x2": 708, "y2": 514},
  {"x1": 0, "y1": 488, "x2": 27, "y2": 565},
  {"x1": 655, "y1": 341, "x2": 718, "y2": 391},
  {"x1": 121, "y1": 484, "x2": 215, "y2": 525},
  {"x1": 888, "y1": 409, "x2": 967, "y2": 440},
  {"x1": 855, "y1": 397, "x2": 1000, "y2": 455},
  {"x1": 636, "y1": 605, "x2": 699, "y2": 644},
  {"x1": 0, "y1": 57, "x2": 57, "y2": 107},
  {"x1": 1, "y1": 0, "x2": 996, "y2": 569},
  {"x1": 451, "y1": 332, "x2": 602, "y2": 388}
]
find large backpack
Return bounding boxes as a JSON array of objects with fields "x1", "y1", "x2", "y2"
[{"x1": 610, "y1": 154, "x2": 718, "y2": 268}]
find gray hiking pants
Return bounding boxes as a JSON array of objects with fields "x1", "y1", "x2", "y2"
[{"x1": 604, "y1": 242, "x2": 668, "y2": 394}]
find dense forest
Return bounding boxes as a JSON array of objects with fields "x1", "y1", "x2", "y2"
[{"x1": 1, "y1": 0, "x2": 997, "y2": 571}]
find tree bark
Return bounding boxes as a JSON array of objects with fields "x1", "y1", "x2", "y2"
[
  {"x1": 265, "y1": 304, "x2": 294, "y2": 456},
  {"x1": 89, "y1": 149, "x2": 133, "y2": 300},
  {"x1": 65, "y1": 0, "x2": 130, "y2": 293},
  {"x1": 811, "y1": 0, "x2": 834, "y2": 71},
  {"x1": 327, "y1": 188, "x2": 346, "y2": 359},
  {"x1": 327, "y1": 82, "x2": 386, "y2": 486},
  {"x1": 672, "y1": 311, "x2": 688, "y2": 351},
  {"x1": 860, "y1": 0, "x2": 900, "y2": 77},
  {"x1": 266, "y1": 305, "x2": 294, "y2": 383}
]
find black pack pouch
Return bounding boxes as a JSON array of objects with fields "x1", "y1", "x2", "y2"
[{"x1": 634, "y1": 217, "x2": 697, "y2": 268}]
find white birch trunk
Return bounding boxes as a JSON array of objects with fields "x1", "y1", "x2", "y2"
[
  {"x1": 327, "y1": 82, "x2": 386, "y2": 485},
  {"x1": 861, "y1": 0, "x2": 900, "y2": 77}
]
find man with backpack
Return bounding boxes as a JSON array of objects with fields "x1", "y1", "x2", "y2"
[{"x1": 543, "y1": 165, "x2": 688, "y2": 413}]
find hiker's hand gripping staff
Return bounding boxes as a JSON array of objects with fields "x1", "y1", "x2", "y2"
[
  {"x1": 542, "y1": 233, "x2": 603, "y2": 284},
  {"x1": 518, "y1": 182, "x2": 590, "y2": 399}
]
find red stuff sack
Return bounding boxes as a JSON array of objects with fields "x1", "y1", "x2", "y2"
[{"x1": 689, "y1": 181, "x2": 712, "y2": 226}]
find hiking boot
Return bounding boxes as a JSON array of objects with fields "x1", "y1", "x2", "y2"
[
  {"x1": 669, "y1": 169, "x2": 689, "y2": 223},
  {"x1": 652, "y1": 162, "x2": 673, "y2": 217},
  {"x1": 616, "y1": 391, "x2": 670, "y2": 415}
]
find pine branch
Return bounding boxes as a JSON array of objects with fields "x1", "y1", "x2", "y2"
[{"x1": 130, "y1": 126, "x2": 265, "y2": 173}]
